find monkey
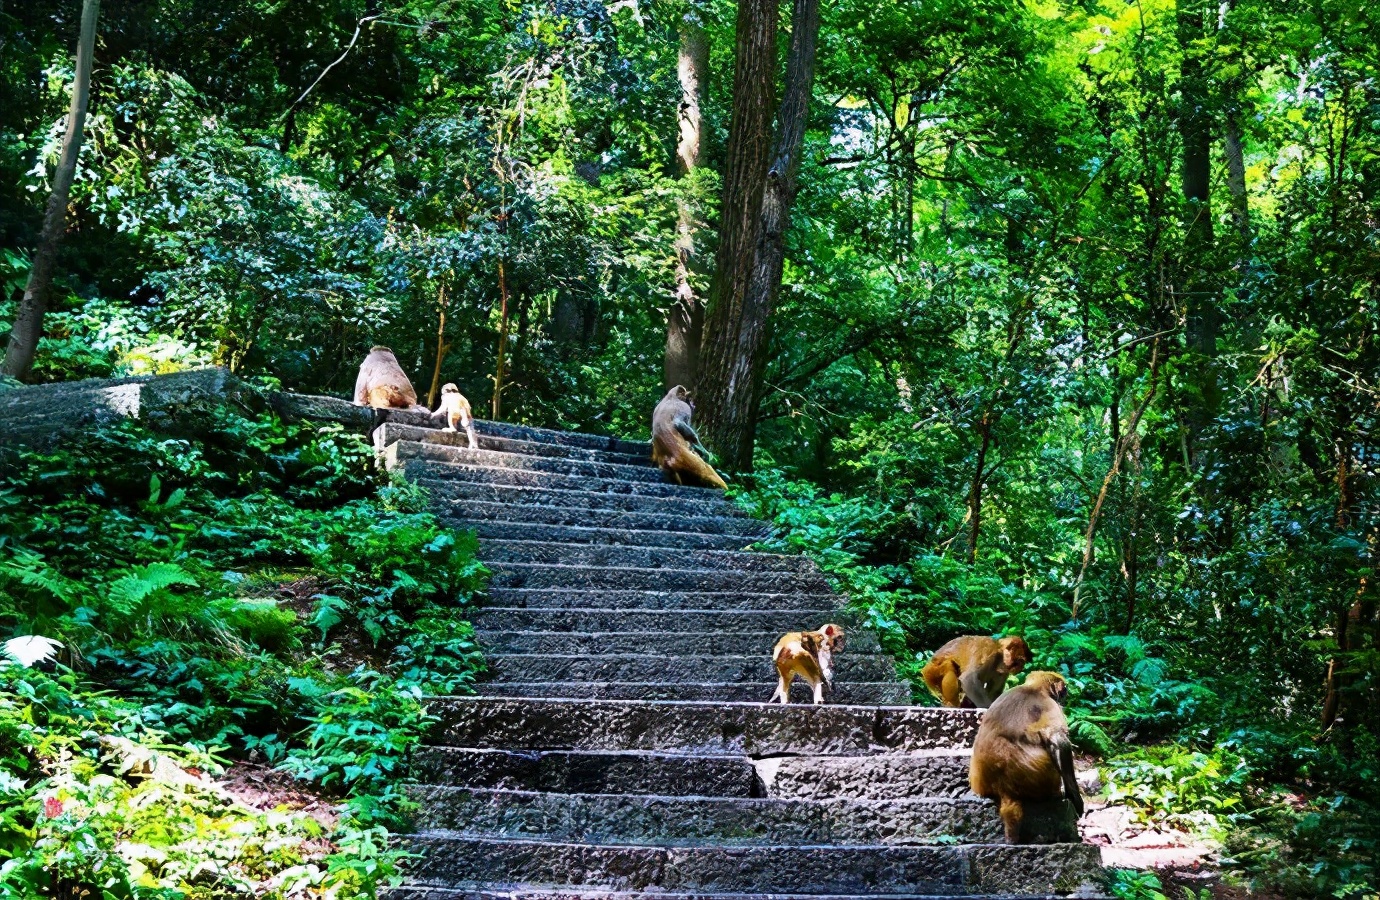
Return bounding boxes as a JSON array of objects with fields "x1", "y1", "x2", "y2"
[
  {"x1": 432, "y1": 383, "x2": 479, "y2": 448},
  {"x1": 767, "y1": 624, "x2": 846, "y2": 705},
  {"x1": 651, "y1": 385, "x2": 727, "y2": 489},
  {"x1": 968, "y1": 670, "x2": 1084, "y2": 843},
  {"x1": 921, "y1": 635, "x2": 1032, "y2": 709},
  {"x1": 353, "y1": 346, "x2": 428, "y2": 412}
]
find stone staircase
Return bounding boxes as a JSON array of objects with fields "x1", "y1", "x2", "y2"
[{"x1": 378, "y1": 419, "x2": 1103, "y2": 900}]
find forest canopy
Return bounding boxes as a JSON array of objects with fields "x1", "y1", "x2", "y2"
[{"x1": 2, "y1": 0, "x2": 1380, "y2": 896}]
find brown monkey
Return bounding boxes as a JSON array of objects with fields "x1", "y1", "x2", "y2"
[
  {"x1": 651, "y1": 385, "x2": 727, "y2": 489},
  {"x1": 353, "y1": 346, "x2": 428, "y2": 412},
  {"x1": 922, "y1": 635, "x2": 1032, "y2": 709},
  {"x1": 969, "y1": 670, "x2": 1084, "y2": 843},
  {"x1": 768, "y1": 624, "x2": 846, "y2": 705},
  {"x1": 432, "y1": 383, "x2": 479, "y2": 448}
]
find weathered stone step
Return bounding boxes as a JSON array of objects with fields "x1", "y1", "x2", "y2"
[
  {"x1": 422, "y1": 481, "x2": 748, "y2": 518},
  {"x1": 487, "y1": 564, "x2": 830, "y2": 592},
  {"x1": 379, "y1": 423, "x2": 653, "y2": 467},
  {"x1": 395, "y1": 451, "x2": 717, "y2": 499},
  {"x1": 468, "y1": 609, "x2": 858, "y2": 634},
  {"x1": 482, "y1": 653, "x2": 896, "y2": 684},
  {"x1": 465, "y1": 522, "x2": 756, "y2": 551},
  {"x1": 441, "y1": 501, "x2": 767, "y2": 536},
  {"x1": 483, "y1": 590, "x2": 839, "y2": 613},
  {"x1": 389, "y1": 889, "x2": 1084, "y2": 900},
  {"x1": 409, "y1": 749, "x2": 966, "y2": 801},
  {"x1": 759, "y1": 752, "x2": 971, "y2": 801},
  {"x1": 402, "y1": 835, "x2": 1104, "y2": 896},
  {"x1": 471, "y1": 682, "x2": 912, "y2": 704},
  {"x1": 408, "y1": 787, "x2": 1079, "y2": 847},
  {"x1": 429, "y1": 697, "x2": 974, "y2": 755},
  {"x1": 484, "y1": 543, "x2": 814, "y2": 574},
  {"x1": 474, "y1": 630, "x2": 881, "y2": 654},
  {"x1": 397, "y1": 441, "x2": 666, "y2": 484},
  {"x1": 411, "y1": 748, "x2": 762, "y2": 797}
]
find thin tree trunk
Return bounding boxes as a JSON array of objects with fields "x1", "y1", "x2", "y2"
[
  {"x1": 665, "y1": 14, "x2": 709, "y2": 391},
  {"x1": 4, "y1": 0, "x2": 100, "y2": 380},
  {"x1": 1071, "y1": 340, "x2": 1162, "y2": 621},
  {"x1": 698, "y1": 0, "x2": 820, "y2": 470},
  {"x1": 426, "y1": 284, "x2": 450, "y2": 408},
  {"x1": 491, "y1": 260, "x2": 510, "y2": 420},
  {"x1": 966, "y1": 414, "x2": 991, "y2": 565}
]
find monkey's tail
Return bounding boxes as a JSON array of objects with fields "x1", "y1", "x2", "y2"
[{"x1": 679, "y1": 450, "x2": 728, "y2": 490}]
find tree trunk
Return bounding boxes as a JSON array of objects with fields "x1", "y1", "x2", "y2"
[
  {"x1": 1176, "y1": 0, "x2": 1219, "y2": 450},
  {"x1": 1223, "y1": 112, "x2": 1250, "y2": 243},
  {"x1": 966, "y1": 414, "x2": 991, "y2": 565},
  {"x1": 491, "y1": 259, "x2": 511, "y2": 420},
  {"x1": 665, "y1": 13, "x2": 708, "y2": 391},
  {"x1": 698, "y1": 0, "x2": 821, "y2": 470},
  {"x1": 3, "y1": 0, "x2": 100, "y2": 380}
]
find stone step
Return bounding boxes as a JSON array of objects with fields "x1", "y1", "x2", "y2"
[
  {"x1": 395, "y1": 451, "x2": 715, "y2": 499},
  {"x1": 486, "y1": 564, "x2": 831, "y2": 592},
  {"x1": 483, "y1": 590, "x2": 839, "y2": 613},
  {"x1": 411, "y1": 748, "x2": 763, "y2": 797},
  {"x1": 759, "y1": 752, "x2": 971, "y2": 801},
  {"x1": 468, "y1": 609, "x2": 858, "y2": 634},
  {"x1": 388, "y1": 889, "x2": 1084, "y2": 900},
  {"x1": 474, "y1": 630, "x2": 881, "y2": 654},
  {"x1": 482, "y1": 653, "x2": 897, "y2": 684},
  {"x1": 409, "y1": 748, "x2": 968, "y2": 801},
  {"x1": 428, "y1": 697, "x2": 973, "y2": 755},
  {"x1": 471, "y1": 682, "x2": 912, "y2": 704},
  {"x1": 379, "y1": 423, "x2": 653, "y2": 467},
  {"x1": 408, "y1": 787, "x2": 1079, "y2": 847},
  {"x1": 421, "y1": 480, "x2": 748, "y2": 518},
  {"x1": 483, "y1": 543, "x2": 815, "y2": 574},
  {"x1": 465, "y1": 522, "x2": 757, "y2": 551},
  {"x1": 469, "y1": 421, "x2": 648, "y2": 458},
  {"x1": 402, "y1": 835, "x2": 1104, "y2": 896},
  {"x1": 440, "y1": 501, "x2": 767, "y2": 535},
  {"x1": 396, "y1": 441, "x2": 666, "y2": 484}
]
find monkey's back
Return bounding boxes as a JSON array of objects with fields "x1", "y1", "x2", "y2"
[{"x1": 968, "y1": 689, "x2": 1065, "y2": 800}]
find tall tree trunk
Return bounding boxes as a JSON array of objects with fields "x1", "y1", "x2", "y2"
[
  {"x1": 3, "y1": 0, "x2": 100, "y2": 380},
  {"x1": 1223, "y1": 111, "x2": 1250, "y2": 243},
  {"x1": 966, "y1": 414, "x2": 992, "y2": 565},
  {"x1": 665, "y1": 13, "x2": 709, "y2": 391},
  {"x1": 1176, "y1": 0, "x2": 1219, "y2": 451},
  {"x1": 698, "y1": 0, "x2": 821, "y2": 470}
]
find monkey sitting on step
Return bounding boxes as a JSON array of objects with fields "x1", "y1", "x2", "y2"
[
  {"x1": 768, "y1": 624, "x2": 845, "y2": 704},
  {"x1": 651, "y1": 385, "x2": 727, "y2": 489},
  {"x1": 432, "y1": 383, "x2": 479, "y2": 449},
  {"x1": 969, "y1": 670, "x2": 1084, "y2": 843},
  {"x1": 921, "y1": 635, "x2": 1031, "y2": 709},
  {"x1": 353, "y1": 346, "x2": 428, "y2": 413}
]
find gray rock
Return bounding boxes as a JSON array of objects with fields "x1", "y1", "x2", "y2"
[
  {"x1": 474, "y1": 628, "x2": 881, "y2": 654},
  {"x1": 481, "y1": 589, "x2": 839, "y2": 612},
  {"x1": 471, "y1": 681, "x2": 913, "y2": 704}
]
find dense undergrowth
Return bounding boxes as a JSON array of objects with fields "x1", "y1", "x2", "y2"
[
  {"x1": 0, "y1": 393, "x2": 487, "y2": 899},
  {"x1": 737, "y1": 471, "x2": 1380, "y2": 900}
]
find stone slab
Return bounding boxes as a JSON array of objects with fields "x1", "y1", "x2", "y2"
[{"x1": 474, "y1": 630, "x2": 881, "y2": 654}]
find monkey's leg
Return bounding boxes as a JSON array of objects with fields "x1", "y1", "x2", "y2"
[
  {"x1": 940, "y1": 667, "x2": 965, "y2": 707},
  {"x1": 812, "y1": 679, "x2": 825, "y2": 705},
  {"x1": 768, "y1": 673, "x2": 790, "y2": 704},
  {"x1": 998, "y1": 797, "x2": 1024, "y2": 844},
  {"x1": 465, "y1": 423, "x2": 479, "y2": 449}
]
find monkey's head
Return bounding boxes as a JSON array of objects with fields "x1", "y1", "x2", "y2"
[
  {"x1": 442, "y1": 383, "x2": 460, "y2": 394},
  {"x1": 667, "y1": 385, "x2": 693, "y2": 407},
  {"x1": 998, "y1": 636, "x2": 1032, "y2": 673},
  {"x1": 817, "y1": 623, "x2": 845, "y2": 652},
  {"x1": 370, "y1": 345, "x2": 394, "y2": 354},
  {"x1": 1022, "y1": 670, "x2": 1067, "y2": 703}
]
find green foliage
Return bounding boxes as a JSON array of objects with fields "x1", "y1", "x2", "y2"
[{"x1": 0, "y1": 405, "x2": 487, "y2": 898}]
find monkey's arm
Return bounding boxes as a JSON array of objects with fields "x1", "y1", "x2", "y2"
[
  {"x1": 1049, "y1": 734, "x2": 1084, "y2": 816},
  {"x1": 674, "y1": 415, "x2": 702, "y2": 446},
  {"x1": 959, "y1": 665, "x2": 995, "y2": 707}
]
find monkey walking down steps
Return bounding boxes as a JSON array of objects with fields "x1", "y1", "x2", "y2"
[{"x1": 376, "y1": 419, "x2": 1104, "y2": 900}]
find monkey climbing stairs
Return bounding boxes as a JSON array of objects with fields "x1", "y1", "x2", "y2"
[{"x1": 377, "y1": 419, "x2": 1103, "y2": 900}]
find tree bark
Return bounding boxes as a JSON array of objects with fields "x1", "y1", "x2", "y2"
[
  {"x1": 3, "y1": 0, "x2": 100, "y2": 380},
  {"x1": 1176, "y1": 0, "x2": 1219, "y2": 450},
  {"x1": 698, "y1": 0, "x2": 821, "y2": 470},
  {"x1": 1223, "y1": 112, "x2": 1250, "y2": 243},
  {"x1": 665, "y1": 13, "x2": 709, "y2": 391},
  {"x1": 966, "y1": 414, "x2": 992, "y2": 565}
]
